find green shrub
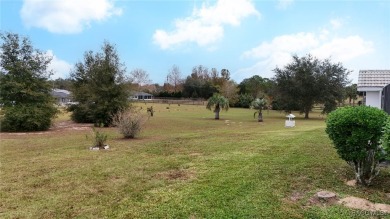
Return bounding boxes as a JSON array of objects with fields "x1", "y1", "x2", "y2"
[
  {"x1": 236, "y1": 93, "x2": 254, "y2": 108},
  {"x1": 381, "y1": 117, "x2": 390, "y2": 158},
  {"x1": 1, "y1": 104, "x2": 57, "y2": 132},
  {"x1": 91, "y1": 128, "x2": 108, "y2": 148},
  {"x1": 67, "y1": 103, "x2": 94, "y2": 124},
  {"x1": 325, "y1": 106, "x2": 388, "y2": 186},
  {"x1": 112, "y1": 108, "x2": 147, "y2": 139}
]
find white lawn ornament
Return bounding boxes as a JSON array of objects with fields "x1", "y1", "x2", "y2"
[{"x1": 285, "y1": 114, "x2": 296, "y2": 127}]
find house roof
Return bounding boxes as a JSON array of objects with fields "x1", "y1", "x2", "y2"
[
  {"x1": 357, "y1": 70, "x2": 390, "y2": 89},
  {"x1": 133, "y1": 92, "x2": 153, "y2": 96},
  {"x1": 51, "y1": 89, "x2": 71, "y2": 98}
]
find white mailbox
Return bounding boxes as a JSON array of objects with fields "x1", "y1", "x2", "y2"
[{"x1": 285, "y1": 114, "x2": 295, "y2": 127}]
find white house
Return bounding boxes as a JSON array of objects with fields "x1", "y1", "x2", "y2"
[
  {"x1": 51, "y1": 89, "x2": 72, "y2": 105},
  {"x1": 131, "y1": 92, "x2": 153, "y2": 100},
  {"x1": 357, "y1": 70, "x2": 390, "y2": 113}
]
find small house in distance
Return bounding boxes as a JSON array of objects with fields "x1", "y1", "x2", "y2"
[
  {"x1": 51, "y1": 89, "x2": 72, "y2": 106},
  {"x1": 357, "y1": 70, "x2": 390, "y2": 114},
  {"x1": 131, "y1": 92, "x2": 153, "y2": 100}
]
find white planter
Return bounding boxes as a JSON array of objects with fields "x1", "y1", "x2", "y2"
[
  {"x1": 89, "y1": 145, "x2": 110, "y2": 150},
  {"x1": 285, "y1": 120, "x2": 295, "y2": 127}
]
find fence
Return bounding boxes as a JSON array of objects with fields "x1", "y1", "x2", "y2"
[{"x1": 132, "y1": 98, "x2": 206, "y2": 105}]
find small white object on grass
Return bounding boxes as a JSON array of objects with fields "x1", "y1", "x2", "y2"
[{"x1": 285, "y1": 114, "x2": 296, "y2": 127}]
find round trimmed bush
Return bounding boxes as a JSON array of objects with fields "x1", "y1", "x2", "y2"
[
  {"x1": 325, "y1": 106, "x2": 388, "y2": 186},
  {"x1": 381, "y1": 117, "x2": 390, "y2": 158}
]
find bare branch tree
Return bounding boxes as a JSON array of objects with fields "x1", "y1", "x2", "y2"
[
  {"x1": 130, "y1": 68, "x2": 151, "y2": 89},
  {"x1": 167, "y1": 65, "x2": 182, "y2": 92}
]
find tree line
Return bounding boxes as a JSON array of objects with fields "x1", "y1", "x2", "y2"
[{"x1": 1, "y1": 32, "x2": 358, "y2": 131}]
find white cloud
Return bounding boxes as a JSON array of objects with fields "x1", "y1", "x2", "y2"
[
  {"x1": 235, "y1": 30, "x2": 374, "y2": 81},
  {"x1": 242, "y1": 32, "x2": 319, "y2": 59},
  {"x1": 46, "y1": 50, "x2": 73, "y2": 79},
  {"x1": 330, "y1": 19, "x2": 343, "y2": 29},
  {"x1": 153, "y1": 0, "x2": 260, "y2": 50},
  {"x1": 20, "y1": 0, "x2": 122, "y2": 34},
  {"x1": 311, "y1": 36, "x2": 374, "y2": 61},
  {"x1": 277, "y1": 0, "x2": 294, "y2": 10}
]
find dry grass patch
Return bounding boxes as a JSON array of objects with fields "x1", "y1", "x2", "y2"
[
  {"x1": 154, "y1": 168, "x2": 196, "y2": 181},
  {"x1": 339, "y1": 196, "x2": 390, "y2": 213}
]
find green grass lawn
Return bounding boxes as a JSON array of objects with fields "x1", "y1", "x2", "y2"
[{"x1": 1, "y1": 103, "x2": 389, "y2": 218}]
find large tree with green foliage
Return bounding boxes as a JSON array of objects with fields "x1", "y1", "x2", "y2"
[
  {"x1": 69, "y1": 41, "x2": 129, "y2": 126},
  {"x1": 182, "y1": 65, "x2": 217, "y2": 99},
  {"x1": 0, "y1": 32, "x2": 58, "y2": 131},
  {"x1": 274, "y1": 54, "x2": 349, "y2": 118},
  {"x1": 219, "y1": 80, "x2": 239, "y2": 106},
  {"x1": 238, "y1": 75, "x2": 274, "y2": 98},
  {"x1": 206, "y1": 93, "x2": 229, "y2": 120}
]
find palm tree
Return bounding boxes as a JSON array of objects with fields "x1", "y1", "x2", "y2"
[
  {"x1": 345, "y1": 84, "x2": 358, "y2": 106},
  {"x1": 251, "y1": 98, "x2": 267, "y2": 122},
  {"x1": 206, "y1": 93, "x2": 229, "y2": 120}
]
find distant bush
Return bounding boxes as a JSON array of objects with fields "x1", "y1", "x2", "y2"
[
  {"x1": 326, "y1": 106, "x2": 388, "y2": 186},
  {"x1": 112, "y1": 108, "x2": 147, "y2": 139},
  {"x1": 381, "y1": 117, "x2": 390, "y2": 159},
  {"x1": 235, "y1": 93, "x2": 254, "y2": 108},
  {"x1": 67, "y1": 103, "x2": 94, "y2": 124}
]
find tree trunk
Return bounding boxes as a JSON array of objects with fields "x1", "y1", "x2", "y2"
[
  {"x1": 353, "y1": 151, "x2": 380, "y2": 187},
  {"x1": 303, "y1": 104, "x2": 311, "y2": 119},
  {"x1": 304, "y1": 110, "x2": 309, "y2": 119},
  {"x1": 258, "y1": 112, "x2": 263, "y2": 122},
  {"x1": 215, "y1": 109, "x2": 220, "y2": 120},
  {"x1": 214, "y1": 104, "x2": 220, "y2": 120}
]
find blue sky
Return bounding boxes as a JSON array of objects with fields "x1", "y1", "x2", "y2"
[{"x1": 1, "y1": 0, "x2": 389, "y2": 84}]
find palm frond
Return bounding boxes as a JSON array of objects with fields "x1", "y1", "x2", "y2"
[{"x1": 206, "y1": 93, "x2": 229, "y2": 111}]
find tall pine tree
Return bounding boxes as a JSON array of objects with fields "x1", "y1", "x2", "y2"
[
  {"x1": 0, "y1": 32, "x2": 57, "y2": 131},
  {"x1": 69, "y1": 41, "x2": 129, "y2": 126}
]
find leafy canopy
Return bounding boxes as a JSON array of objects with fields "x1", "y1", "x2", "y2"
[
  {"x1": 274, "y1": 54, "x2": 350, "y2": 118},
  {"x1": 69, "y1": 41, "x2": 129, "y2": 126},
  {"x1": 0, "y1": 32, "x2": 57, "y2": 131},
  {"x1": 381, "y1": 117, "x2": 390, "y2": 158},
  {"x1": 251, "y1": 98, "x2": 267, "y2": 114},
  {"x1": 206, "y1": 93, "x2": 229, "y2": 112},
  {"x1": 238, "y1": 75, "x2": 274, "y2": 99}
]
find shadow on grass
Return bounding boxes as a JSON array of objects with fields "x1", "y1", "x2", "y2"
[{"x1": 368, "y1": 170, "x2": 390, "y2": 192}]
